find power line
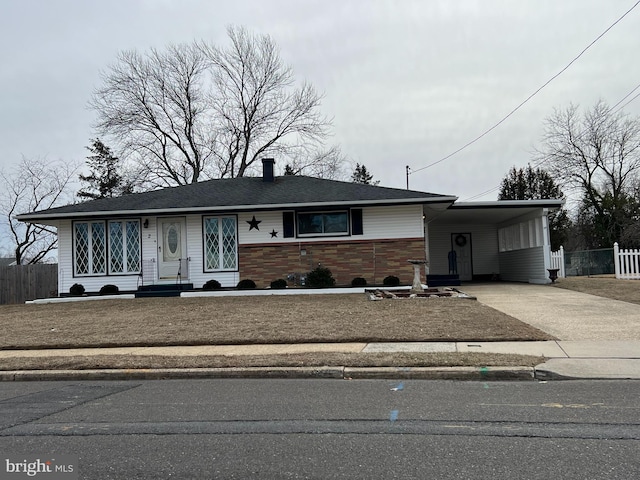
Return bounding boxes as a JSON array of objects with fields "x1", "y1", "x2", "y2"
[
  {"x1": 461, "y1": 81, "x2": 640, "y2": 201},
  {"x1": 410, "y1": 0, "x2": 640, "y2": 176}
]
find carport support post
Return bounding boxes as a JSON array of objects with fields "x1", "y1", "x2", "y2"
[{"x1": 541, "y1": 209, "x2": 553, "y2": 283}]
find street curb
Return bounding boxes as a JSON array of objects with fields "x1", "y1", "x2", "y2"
[
  {"x1": 0, "y1": 367, "x2": 345, "y2": 381},
  {"x1": 345, "y1": 366, "x2": 535, "y2": 380},
  {"x1": 0, "y1": 366, "x2": 536, "y2": 381}
]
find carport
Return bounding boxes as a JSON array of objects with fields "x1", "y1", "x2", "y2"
[{"x1": 424, "y1": 200, "x2": 564, "y2": 284}]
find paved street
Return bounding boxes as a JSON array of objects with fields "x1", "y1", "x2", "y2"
[{"x1": 1, "y1": 379, "x2": 639, "y2": 479}]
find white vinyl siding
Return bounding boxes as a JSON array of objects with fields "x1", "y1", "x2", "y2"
[
  {"x1": 361, "y1": 205, "x2": 424, "y2": 240},
  {"x1": 499, "y1": 246, "x2": 547, "y2": 283}
]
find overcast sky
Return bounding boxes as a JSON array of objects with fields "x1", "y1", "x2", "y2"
[{"x1": 1, "y1": 0, "x2": 639, "y2": 203}]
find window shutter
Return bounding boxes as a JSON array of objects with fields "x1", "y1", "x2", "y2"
[
  {"x1": 283, "y1": 212, "x2": 295, "y2": 238},
  {"x1": 351, "y1": 209, "x2": 363, "y2": 235}
]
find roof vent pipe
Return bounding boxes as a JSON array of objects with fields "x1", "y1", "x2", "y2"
[{"x1": 262, "y1": 158, "x2": 275, "y2": 182}]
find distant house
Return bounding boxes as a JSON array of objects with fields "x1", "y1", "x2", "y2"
[
  {"x1": 17, "y1": 159, "x2": 563, "y2": 294},
  {"x1": 0, "y1": 257, "x2": 17, "y2": 267}
]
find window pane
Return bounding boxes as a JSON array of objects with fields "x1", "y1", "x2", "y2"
[
  {"x1": 222, "y1": 217, "x2": 237, "y2": 269},
  {"x1": 204, "y1": 218, "x2": 220, "y2": 270},
  {"x1": 323, "y1": 213, "x2": 348, "y2": 233},
  {"x1": 298, "y1": 212, "x2": 348, "y2": 235},
  {"x1": 74, "y1": 223, "x2": 89, "y2": 275},
  {"x1": 298, "y1": 213, "x2": 323, "y2": 234},
  {"x1": 91, "y1": 222, "x2": 106, "y2": 274},
  {"x1": 109, "y1": 221, "x2": 124, "y2": 273},
  {"x1": 126, "y1": 221, "x2": 141, "y2": 272}
]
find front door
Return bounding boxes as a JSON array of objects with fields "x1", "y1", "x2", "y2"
[
  {"x1": 157, "y1": 217, "x2": 187, "y2": 279},
  {"x1": 451, "y1": 233, "x2": 472, "y2": 282}
]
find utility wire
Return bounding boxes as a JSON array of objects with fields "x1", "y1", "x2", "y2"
[
  {"x1": 410, "y1": 0, "x2": 640, "y2": 176},
  {"x1": 461, "y1": 81, "x2": 640, "y2": 201}
]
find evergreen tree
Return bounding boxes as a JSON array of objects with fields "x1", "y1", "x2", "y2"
[
  {"x1": 78, "y1": 139, "x2": 132, "y2": 200},
  {"x1": 498, "y1": 164, "x2": 570, "y2": 250},
  {"x1": 351, "y1": 163, "x2": 379, "y2": 185},
  {"x1": 283, "y1": 164, "x2": 296, "y2": 175}
]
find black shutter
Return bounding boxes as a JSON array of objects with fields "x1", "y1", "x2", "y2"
[
  {"x1": 283, "y1": 211, "x2": 295, "y2": 238},
  {"x1": 351, "y1": 209, "x2": 363, "y2": 235}
]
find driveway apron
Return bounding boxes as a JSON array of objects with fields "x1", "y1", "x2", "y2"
[{"x1": 460, "y1": 283, "x2": 640, "y2": 341}]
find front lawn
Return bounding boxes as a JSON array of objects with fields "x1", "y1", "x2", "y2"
[{"x1": 0, "y1": 294, "x2": 554, "y2": 350}]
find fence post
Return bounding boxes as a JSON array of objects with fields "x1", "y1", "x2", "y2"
[
  {"x1": 559, "y1": 245, "x2": 565, "y2": 278},
  {"x1": 614, "y1": 242, "x2": 620, "y2": 279}
]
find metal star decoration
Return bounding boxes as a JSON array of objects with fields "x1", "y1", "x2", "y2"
[
  {"x1": 247, "y1": 215, "x2": 262, "y2": 231},
  {"x1": 270, "y1": 229, "x2": 278, "y2": 238}
]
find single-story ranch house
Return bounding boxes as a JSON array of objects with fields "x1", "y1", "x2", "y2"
[{"x1": 17, "y1": 159, "x2": 563, "y2": 294}]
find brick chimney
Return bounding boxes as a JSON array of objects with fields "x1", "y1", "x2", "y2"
[{"x1": 262, "y1": 158, "x2": 275, "y2": 182}]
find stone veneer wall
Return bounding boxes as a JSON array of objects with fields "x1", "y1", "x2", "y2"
[{"x1": 238, "y1": 238, "x2": 426, "y2": 287}]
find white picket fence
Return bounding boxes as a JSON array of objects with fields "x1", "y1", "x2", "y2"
[
  {"x1": 550, "y1": 246, "x2": 566, "y2": 278},
  {"x1": 614, "y1": 242, "x2": 640, "y2": 280}
]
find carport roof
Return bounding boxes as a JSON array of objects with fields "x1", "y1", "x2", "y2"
[{"x1": 426, "y1": 199, "x2": 565, "y2": 224}]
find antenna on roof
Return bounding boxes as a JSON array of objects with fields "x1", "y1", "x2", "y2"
[{"x1": 406, "y1": 165, "x2": 411, "y2": 190}]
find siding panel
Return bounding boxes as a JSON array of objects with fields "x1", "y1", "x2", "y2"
[{"x1": 499, "y1": 246, "x2": 548, "y2": 283}]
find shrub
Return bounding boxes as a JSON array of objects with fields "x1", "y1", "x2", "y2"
[
  {"x1": 383, "y1": 275, "x2": 400, "y2": 287},
  {"x1": 270, "y1": 279, "x2": 288, "y2": 289},
  {"x1": 99, "y1": 284, "x2": 119, "y2": 295},
  {"x1": 306, "y1": 266, "x2": 336, "y2": 288},
  {"x1": 351, "y1": 277, "x2": 367, "y2": 287},
  {"x1": 237, "y1": 279, "x2": 257, "y2": 290},
  {"x1": 69, "y1": 283, "x2": 85, "y2": 296},
  {"x1": 203, "y1": 279, "x2": 222, "y2": 290}
]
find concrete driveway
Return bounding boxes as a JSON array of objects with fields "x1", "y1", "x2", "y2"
[{"x1": 461, "y1": 283, "x2": 640, "y2": 341}]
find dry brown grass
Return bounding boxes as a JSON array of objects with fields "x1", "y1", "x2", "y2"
[
  {"x1": 0, "y1": 294, "x2": 554, "y2": 350},
  {"x1": 552, "y1": 275, "x2": 640, "y2": 305},
  {"x1": 0, "y1": 352, "x2": 544, "y2": 371}
]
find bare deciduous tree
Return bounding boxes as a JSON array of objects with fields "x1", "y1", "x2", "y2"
[
  {"x1": 0, "y1": 157, "x2": 77, "y2": 264},
  {"x1": 202, "y1": 26, "x2": 332, "y2": 178},
  {"x1": 281, "y1": 145, "x2": 347, "y2": 180},
  {"x1": 90, "y1": 44, "x2": 215, "y2": 187},
  {"x1": 537, "y1": 100, "x2": 640, "y2": 246},
  {"x1": 91, "y1": 26, "x2": 340, "y2": 186}
]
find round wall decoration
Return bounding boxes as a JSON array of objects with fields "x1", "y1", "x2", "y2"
[{"x1": 455, "y1": 234, "x2": 467, "y2": 247}]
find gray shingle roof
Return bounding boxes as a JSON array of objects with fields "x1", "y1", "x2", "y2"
[{"x1": 18, "y1": 175, "x2": 456, "y2": 221}]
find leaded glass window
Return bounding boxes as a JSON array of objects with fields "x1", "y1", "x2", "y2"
[
  {"x1": 74, "y1": 221, "x2": 106, "y2": 276},
  {"x1": 91, "y1": 222, "x2": 106, "y2": 274},
  {"x1": 74, "y1": 222, "x2": 90, "y2": 275},
  {"x1": 74, "y1": 219, "x2": 140, "y2": 276},
  {"x1": 109, "y1": 221, "x2": 124, "y2": 273},
  {"x1": 107, "y1": 220, "x2": 141, "y2": 274},
  {"x1": 204, "y1": 216, "x2": 237, "y2": 271},
  {"x1": 125, "y1": 221, "x2": 141, "y2": 272}
]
